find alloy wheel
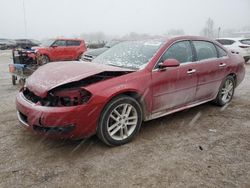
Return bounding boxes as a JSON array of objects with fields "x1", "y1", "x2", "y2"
[
  {"x1": 107, "y1": 103, "x2": 138, "y2": 141},
  {"x1": 221, "y1": 79, "x2": 234, "y2": 103}
]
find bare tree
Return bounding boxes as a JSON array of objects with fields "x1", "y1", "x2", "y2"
[{"x1": 200, "y1": 18, "x2": 215, "y2": 38}]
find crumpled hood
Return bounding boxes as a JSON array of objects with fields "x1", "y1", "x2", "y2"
[{"x1": 26, "y1": 61, "x2": 131, "y2": 97}]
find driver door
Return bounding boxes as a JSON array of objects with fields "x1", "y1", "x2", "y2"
[
  {"x1": 50, "y1": 40, "x2": 67, "y2": 61},
  {"x1": 151, "y1": 40, "x2": 198, "y2": 114}
]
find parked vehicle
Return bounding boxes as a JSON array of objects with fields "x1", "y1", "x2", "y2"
[
  {"x1": 35, "y1": 38, "x2": 87, "y2": 64},
  {"x1": 9, "y1": 38, "x2": 87, "y2": 85},
  {"x1": 9, "y1": 48, "x2": 38, "y2": 85},
  {"x1": 16, "y1": 36, "x2": 245, "y2": 146},
  {"x1": 82, "y1": 40, "x2": 121, "y2": 62},
  {"x1": 216, "y1": 38, "x2": 250, "y2": 62},
  {"x1": 0, "y1": 43, "x2": 5, "y2": 50},
  {"x1": 86, "y1": 41, "x2": 105, "y2": 49},
  {"x1": 0, "y1": 38, "x2": 17, "y2": 50},
  {"x1": 15, "y1": 39, "x2": 41, "y2": 49}
]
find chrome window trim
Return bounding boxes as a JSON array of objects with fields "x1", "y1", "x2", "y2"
[{"x1": 152, "y1": 39, "x2": 194, "y2": 71}]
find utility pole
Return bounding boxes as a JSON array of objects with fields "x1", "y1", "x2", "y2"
[
  {"x1": 22, "y1": 0, "x2": 28, "y2": 38},
  {"x1": 218, "y1": 27, "x2": 221, "y2": 38}
]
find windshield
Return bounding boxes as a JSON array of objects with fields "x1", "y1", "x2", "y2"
[
  {"x1": 93, "y1": 40, "x2": 163, "y2": 69},
  {"x1": 40, "y1": 39, "x2": 54, "y2": 47}
]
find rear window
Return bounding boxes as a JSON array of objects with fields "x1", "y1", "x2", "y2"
[
  {"x1": 193, "y1": 41, "x2": 217, "y2": 61},
  {"x1": 240, "y1": 39, "x2": 250, "y2": 45},
  {"x1": 67, "y1": 40, "x2": 81, "y2": 46},
  {"x1": 216, "y1": 39, "x2": 235, "y2": 45}
]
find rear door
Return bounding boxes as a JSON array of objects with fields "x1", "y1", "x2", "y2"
[
  {"x1": 50, "y1": 40, "x2": 67, "y2": 61},
  {"x1": 192, "y1": 40, "x2": 228, "y2": 101},
  {"x1": 66, "y1": 40, "x2": 81, "y2": 60},
  {"x1": 151, "y1": 40, "x2": 198, "y2": 113}
]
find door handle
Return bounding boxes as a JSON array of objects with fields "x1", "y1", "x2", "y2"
[
  {"x1": 219, "y1": 63, "x2": 226, "y2": 67},
  {"x1": 187, "y1": 69, "x2": 196, "y2": 74}
]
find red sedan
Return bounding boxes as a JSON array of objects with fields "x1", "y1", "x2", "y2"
[{"x1": 16, "y1": 36, "x2": 245, "y2": 146}]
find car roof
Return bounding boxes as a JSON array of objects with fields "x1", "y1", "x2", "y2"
[
  {"x1": 170, "y1": 35, "x2": 214, "y2": 41},
  {"x1": 152, "y1": 35, "x2": 217, "y2": 43},
  {"x1": 55, "y1": 38, "x2": 83, "y2": 41},
  {"x1": 121, "y1": 35, "x2": 215, "y2": 43}
]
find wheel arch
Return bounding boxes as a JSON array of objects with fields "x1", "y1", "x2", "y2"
[
  {"x1": 37, "y1": 50, "x2": 51, "y2": 61},
  {"x1": 42, "y1": 53, "x2": 50, "y2": 61},
  {"x1": 104, "y1": 90, "x2": 148, "y2": 121},
  {"x1": 227, "y1": 72, "x2": 237, "y2": 85}
]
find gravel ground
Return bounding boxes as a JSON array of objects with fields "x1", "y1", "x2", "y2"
[{"x1": 0, "y1": 50, "x2": 249, "y2": 188}]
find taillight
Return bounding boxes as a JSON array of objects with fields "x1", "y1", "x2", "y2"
[{"x1": 239, "y1": 45, "x2": 249, "y2": 48}]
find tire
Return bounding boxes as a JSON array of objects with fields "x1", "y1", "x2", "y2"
[
  {"x1": 244, "y1": 57, "x2": 250, "y2": 63},
  {"x1": 12, "y1": 75, "x2": 17, "y2": 85},
  {"x1": 97, "y1": 95, "x2": 142, "y2": 146},
  {"x1": 39, "y1": 55, "x2": 50, "y2": 65},
  {"x1": 19, "y1": 78, "x2": 26, "y2": 87},
  {"x1": 214, "y1": 75, "x2": 235, "y2": 106}
]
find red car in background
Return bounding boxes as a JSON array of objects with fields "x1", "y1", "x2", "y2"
[
  {"x1": 9, "y1": 38, "x2": 87, "y2": 85},
  {"x1": 34, "y1": 38, "x2": 87, "y2": 64},
  {"x1": 16, "y1": 36, "x2": 245, "y2": 146}
]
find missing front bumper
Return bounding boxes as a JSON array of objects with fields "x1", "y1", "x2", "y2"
[
  {"x1": 33, "y1": 124, "x2": 75, "y2": 134},
  {"x1": 17, "y1": 110, "x2": 75, "y2": 134}
]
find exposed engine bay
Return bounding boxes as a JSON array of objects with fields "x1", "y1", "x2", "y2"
[{"x1": 22, "y1": 71, "x2": 132, "y2": 107}]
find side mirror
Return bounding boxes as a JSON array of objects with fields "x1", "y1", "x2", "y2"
[{"x1": 159, "y1": 59, "x2": 180, "y2": 69}]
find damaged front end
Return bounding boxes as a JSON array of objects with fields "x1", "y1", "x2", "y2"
[
  {"x1": 23, "y1": 87, "x2": 92, "y2": 107},
  {"x1": 22, "y1": 71, "x2": 132, "y2": 107},
  {"x1": 17, "y1": 67, "x2": 134, "y2": 138},
  {"x1": 12, "y1": 48, "x2": 37, "y2": 65}
]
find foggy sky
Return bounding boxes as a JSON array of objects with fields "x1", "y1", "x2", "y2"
[{"x1": 0, "y1": 0, "x2": 249, "y2": 39}]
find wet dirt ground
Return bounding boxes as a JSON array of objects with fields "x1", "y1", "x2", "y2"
[{"x1": 0, "y1": 50, "x2": 249, "y2": 188}]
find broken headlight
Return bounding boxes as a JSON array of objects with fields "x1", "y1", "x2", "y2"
[{"x1": 41, "y1": 88, "x2": 92, "y2": 107}]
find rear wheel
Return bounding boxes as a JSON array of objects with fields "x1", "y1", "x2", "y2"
[
  {"x1": 97, "y1": 95, "x2": 142, "y2": 146},
  {"x1": 77, "y1": 54, "x2": 83, "y2": 61},
  {"x1": 244, "y1": 57, "x2": 250, "y2": 63},
  {"x1": 214, "y1": 76, "x2": 235, "y2": 106}
]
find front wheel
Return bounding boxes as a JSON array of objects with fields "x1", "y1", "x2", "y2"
[
  {"x1": 214, "y1": 76, "x2": 235, "y2": 106},
  {"x1": 38, "y1": 55, "x2": 50, "y2": 65},
  {"x1": 97, "y1": 95, "x2": 142, "y2": 146}
]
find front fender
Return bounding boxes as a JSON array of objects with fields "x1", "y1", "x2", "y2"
[
  {"x1": 86, "y1": 71, "x2": 152, "y2": 119},
  {"x1": 36, "y1": 49, "x2": 50, "y2": 59}
]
